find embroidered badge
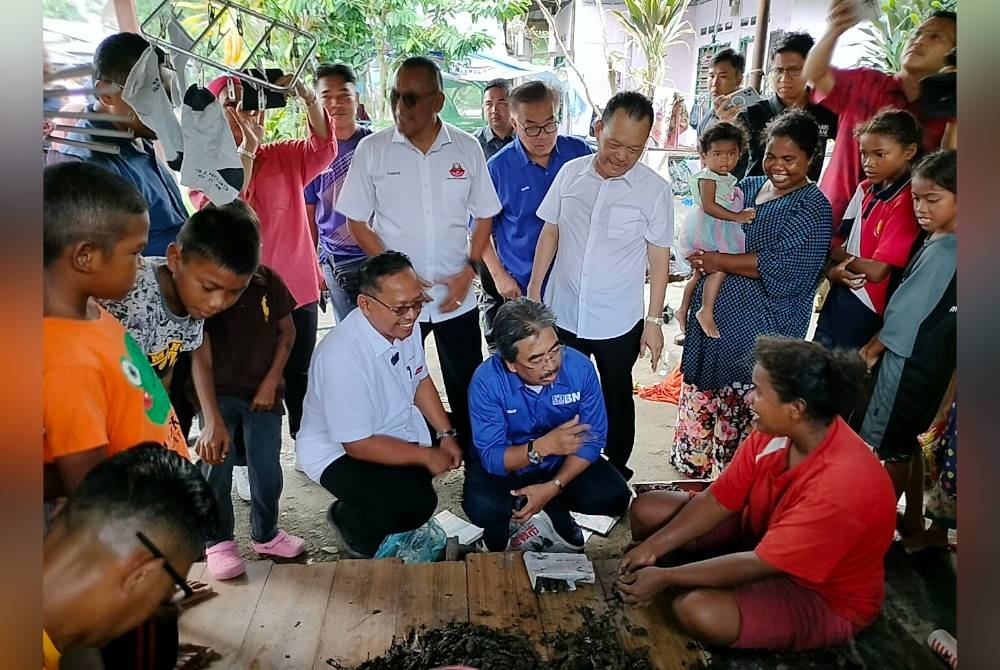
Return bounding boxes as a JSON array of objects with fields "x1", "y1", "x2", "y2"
[
  {"x1": 261, "y1": 295, "x2": 270, "y2": 323},
  {"x1": 448, "y1": 162, "x2": 466, "y2": 178}
]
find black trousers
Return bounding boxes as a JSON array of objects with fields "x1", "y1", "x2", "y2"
[
  {"x1": 284, "y1": 302, "x2": 318, "y2": 439},
  {"x1": 320, "y1": 455, "x2": 437, "y2": 556},
  {"x1": 557, "y1": 320, "x2": 643, "y2": 479},
  {"x1": 419, "y1": 309, "x2": 484, "y2": 456},
  {"x1": 168, "y1": 352, "x2": 195, "y2": 440},
  {"x1": 477, "y1": 267, "x2": 505, "y2": 354}
]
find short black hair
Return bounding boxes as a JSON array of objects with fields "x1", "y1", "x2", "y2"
[
  {"x1": 763, "y1": 108, "x2": 820, "y2": 160},
  {"x1": 509, "y1": 80, "x2": 559, "y2": 113},
  {"x1": 206, "y1": 197, "x2": 261, "y2": 229},
  {"x1": 601, "y1": 90, "x2": 654, "y2": 126},
  {"x1": 59, "y1": 444, "x2": 220, "y2": 558},
  {"x1": 358, "y1": 250, "x2": 415, "y2": 295},
  {"x1": 711, "y1": 48, "x2": 745, "y2": 76},
  {"x1": 315, "y1": 62, "x2": 358, "y2": 85},
  {"x1": 771, "y1": 31, "x2": 815, "y2": 60},
  {"x1": 854, "y1": 108, "x2": 923, "y2": 156},
  {"x1": 755, "y1": 337, "x2": 866, "y2": 424},
  {"x1": 484, "y1": 78, "x2": 510, "y2": 96},
  {"x1": 399, "y1": 56, "x2": 443, "y2": 92},
  {"x1": 494, "y1": 298, "x2": 558, "y2": 363},
  {"x1": 698, "y1": 120, "x2": 747, "y2": 154},
  {"x1": 93, "y1": 32, "x2": 161, "y2": 85},
  {"x1": 928, "y1": 10, "x2": 957, "y2": 25},
  {"x1": 176, "y1": 207, "x2": 260, "y2": 276},
  {"x1": 43, "y1": 162, "x2": 148, "y2": 267},
  {"x1": 912, "y1": 150, "x2": 956, "y2": 194}
]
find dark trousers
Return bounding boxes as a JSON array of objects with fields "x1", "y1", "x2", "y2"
[
  {"x1": 477, "y1": 268, "x2": 504, "y2": 353},
  {"x1": 100, "y1": 606, "x2": 179, "y2": 670},
  {"x1": 319, "y1": 455, "x2": 437, "y2": 556},
  {"x1": 284, "y1": 302, "x2": 318, "y2": 439},
  {"x1": 168, "y1": 352, "x2": 195, "y2": 440},
  {"x1": 462, "y1": 459, "x2": 631, "y2": 551},
  {"x1": 200, "y1": 397, "x2": 283, "y2": 545},
  {"x1": 420, "y1": 309, "x2": 484, "y2": 456},
  {"x1": 557, "y1": 320, "x2": 644, "y2": 479}
]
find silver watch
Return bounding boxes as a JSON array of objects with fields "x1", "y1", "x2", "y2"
[{"x1": 644, "y1": 315, "x2": 665, "y2": 326}]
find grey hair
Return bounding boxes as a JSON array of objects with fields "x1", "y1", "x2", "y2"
[{"x1": 494, "y1": 298, "x2": 558, "y2": 363}]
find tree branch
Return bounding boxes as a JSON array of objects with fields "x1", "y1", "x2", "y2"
[{"x1": 531, "y1": 0, "x2": 602, "y2": 114}]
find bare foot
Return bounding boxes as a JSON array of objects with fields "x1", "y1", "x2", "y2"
[{"x1": 695, "y1": 308, "x2": 721, "y2": 338}]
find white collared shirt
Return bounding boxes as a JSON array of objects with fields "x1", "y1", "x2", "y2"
[
  {"x1": 336, "y1": 121, "x2": 502, "y2": 322},
  {"x1": 295, "y1": 309, "x2": 431, "y2": 482},
  {"x1": 536, "y1": 155, "x2": 674, "y2": 339}
]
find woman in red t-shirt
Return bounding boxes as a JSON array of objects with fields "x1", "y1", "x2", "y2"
[{"x1": 618, "y1": 337, "x2": 897, "y2": 651}]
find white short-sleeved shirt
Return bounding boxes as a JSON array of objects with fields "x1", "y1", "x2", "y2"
[
  {"x1": 536, "y1": 155, "x2": 674, "y2": 340},
  {"x1": 336, "y1": 122, "x2": 502, "y2": 323},
  {"x1": 294, "y1": 309, "x2": 431, "y2": 482}
]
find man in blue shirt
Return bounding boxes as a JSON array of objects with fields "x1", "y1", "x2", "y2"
[
  {"x1": 464, "y1": 298, "x2": 631, "y2": 551},
  {"x1": 479, "y1": 81, "x2": 592, "y2": 351}
]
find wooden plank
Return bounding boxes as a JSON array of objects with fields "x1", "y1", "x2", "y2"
[
  {"x1": 395, "y1": 561, "x2": 469, "y2": 639},
  {"x1": 232, "y1": 562, "x2": 337, "y2": 669},
  {"x1": 467, "y1": 552, "x2": 547, "y2": 659},
  {"x1": 594, "y1": 559, "x2": 706, "y2": 669},
  {"x1": 535, "y1": 575, "x2": 608, "y2": 638},
  {"x1": 179, "y1": 560, "x2": 273, "y2": 664},
  {"x1": 312, "y1": 558, "x2": 403, "y2": 670}
]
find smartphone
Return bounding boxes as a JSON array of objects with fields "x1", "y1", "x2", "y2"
[
  {"x1": 240, "y1": 68, "x2": 287, "y2": 111},
  {"x1": 726, "y1": 86, "x2": 763, "y2": 110},
  {"x1": 919, "y1": 71, "x2": 956, "y2": 118}
]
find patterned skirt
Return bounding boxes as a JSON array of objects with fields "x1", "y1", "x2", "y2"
[{"x1": 671, "y1": 381, "x2": 756, "y2": 479}]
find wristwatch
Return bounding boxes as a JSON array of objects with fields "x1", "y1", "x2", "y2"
[
  {"x1": 644, "y1": 315, "x2": 665, "y2": 326},
  {"x1": 436, "y1": 428, "x2": 458, "y2": 440},
  {"x1": 527, "y1": 440, "x2": 543, "y2": 465}
]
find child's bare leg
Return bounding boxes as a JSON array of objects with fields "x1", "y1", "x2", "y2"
[
  {"x1": 678, "y1": 277, "x2": 698, "y2": 332},
  {"x1": 695, "y1": 271, "x2": 726, "y2": 338}
]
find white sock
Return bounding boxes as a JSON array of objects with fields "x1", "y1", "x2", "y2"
[
  {"x1": 123, "y1": 46, "x2": 184, "y2": 169},
  {"x1": 179, "y1": 84, "x2": 243, "y2": 206},
  {"x1": 166, "y1": 19, "x2": 193, "y2": 101}
]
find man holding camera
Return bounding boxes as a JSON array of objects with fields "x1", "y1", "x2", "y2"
[{"x1": 692, "y1": 48, "x2": 753, "y2": 179}]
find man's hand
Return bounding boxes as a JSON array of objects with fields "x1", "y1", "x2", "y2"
[
  {"x1": 686, "y1": 250, "x2": 724, "y2": 275},
  {"x1": 424, "y1": 446, "x2": 458, "y2": 476},
  {"x1": 618, "y1": 566, "x2": 668, "y2": 608},
  {"x1": 827, "y1": 255, "x2": 867, "y2": 289},
  {"x1": 713, "y1": 93, "x2": 743, "y2": 122},
  {"x1": 439, "y1": 435, "x2": 463, "y2": 469},
  {"x1": 536, "y1": 415, "x2": 591, "y2": 457},
  {"x1": 827, "y1": 0, "x2": 862, "y2": 35},
  {"x1": 640, "y1": 321, "x2": 664, "y2": 372},
  {"x1": 225, "y1": 106, "x2": 263, "y2": 154},
  {"x1": 734, "y1": 208, "x2": 756, "y2": 224},
  {"x1": 619, "y1": 542, "x2": 659, "y2": 576},
  {"x1": 859, "y1": 339, "x2": 883, "y2": 371},
  {"x1": 275, "y1": 73, "x2": 313, "y2": 101},
  {"x1": 438, "y1": 266, "x2": 475, "y2": 313},
  {"x1": 493, "y1": 268, "x2": 523, "y2": 300},
  {"x1": 250, "y1": 378, "x2": 279, "y2": 412},
  {"x1": 195, "y1": 418, "x2": 230, "y2": 465},
  {"x1": 511, "y1": 482, "x2": 560, "y2": 524}
]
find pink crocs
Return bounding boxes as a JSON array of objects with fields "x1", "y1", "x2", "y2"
[
  {"x1": 251, "y1": 529, "x2": 307, "y2": 559},
  {"x1": 205, "y1": 540, "x2": 246, "y2": 580}
]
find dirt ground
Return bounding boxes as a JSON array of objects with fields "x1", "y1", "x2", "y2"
[{"x1": 227, "y1": 279, "x2": 691, "y2": 564}]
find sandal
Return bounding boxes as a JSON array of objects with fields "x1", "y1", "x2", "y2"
[
  {"x1": 251, "y1": 529, "x2": 307, "y2": 559},
  {"x1": 205, "y1": 540, "x2": 246, "y2": 580},
  {"x1": 927, "y1": 629, "x2": 957, "y2": 669}
]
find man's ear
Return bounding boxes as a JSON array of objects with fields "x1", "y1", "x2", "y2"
[
  {"x1": 503, "y1": 358, "x2": 518, "y2": 374},
  {"x1": 594, "y1": 119, "x2": 604, "y2": 140},
  {"x1": 433, "y1": 90, "x2": 446, "y2": 114},
  {"x1": 94, "y1": 79, "x2": 122, "y2": 107},
  {"x1": 120, "y1": 552, "x2": 160, "y2": 598}
]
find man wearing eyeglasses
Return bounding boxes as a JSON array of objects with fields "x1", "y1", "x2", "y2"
[
  {"x1": 296, "y1": 251, "x2": 463, "y2": 558},
  {"x1": 475, "y1": 78, "x2": 516, "y2": 160},
  {"x1": 340, "y1": 56, "x2": 502, "y2": 457},
  {"x1": 464, "y1": 298, "x2": 631, "y2": 552},
  {"x1": 477, "y1": 80, "x2": 593, "y2": 353}
]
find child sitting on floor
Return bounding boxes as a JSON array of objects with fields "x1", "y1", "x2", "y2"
[{"x1": 676, "y1": 122, "x2": 756, "y2": 339}]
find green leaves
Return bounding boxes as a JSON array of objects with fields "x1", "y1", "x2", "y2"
[
  {"x1": 611, "y1": 0, "x2": 693, "y2": 97},
  {"x1": 853, "y1": 0, "x2": 958, "y2": 72}
]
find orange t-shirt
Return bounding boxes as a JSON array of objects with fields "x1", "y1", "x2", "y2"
[{"x1": 43, "y1": 305, "x2": 189, "y2": 464}]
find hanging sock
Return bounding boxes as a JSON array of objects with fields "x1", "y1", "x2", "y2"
[
  {"x1": 179, "y1": 84, "x2": 243, "y2": 206},
  {"x1": 167, "y1": 18, "x2": 194, "y2": 99},
  {"x1": 122, "y1": 46, "x2": 184, "y2": 169}
]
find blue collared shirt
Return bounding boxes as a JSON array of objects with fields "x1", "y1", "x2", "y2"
[
  {"x1": 468, "y1": 345, "x2": 607, "y2": 477},
  {"x1": 52, "y1": 104, "x2": 188, "y2": 257},
  {"x1": 486, "y1": 135, "x2": 592, "y2": 291}
]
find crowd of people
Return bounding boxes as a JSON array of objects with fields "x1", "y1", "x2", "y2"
[{"x1": 42, "y1": 1, "x2": 957, "y2": 667}]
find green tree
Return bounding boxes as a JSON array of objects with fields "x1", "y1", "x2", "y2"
[
  {"x1": 44, "y1": 0, "x2": 84, "y2": 21},
  {"x1": 612, "y1": 0, "x2": 693, "y2": 98},
  {"x1": 854, "y1": 0, "x2": 957, "y2": 72}
]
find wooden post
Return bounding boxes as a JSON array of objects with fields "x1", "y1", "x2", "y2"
[
  {"x1": 113, "y1": 0, "x2": 140, "y2": 33},
  {"x1": 750, "y1": 0, "x2": 770, "y2": 90}
]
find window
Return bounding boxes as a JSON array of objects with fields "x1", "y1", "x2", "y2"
[
  {"x1": 751, "y1": 16, "x2": 757, "y2": 25},
  {"x1": 700, "y1": 27, "x2": 707, "y2": 36},
  {"x1": 708, "y1": 25, "x2": 715, "y2": 34},
  {"x1": 725, "y1": 21, "x2": 733, "y2": 30},
  {"x1": 740, "y1": 17, "x2": 750, "y2": 26},
  {"x1": 695, "y1": 44, "x2": 720, "y2": 99},
  {"x1": 739, "y1": 36, "x2": 752, "y2": 62}
]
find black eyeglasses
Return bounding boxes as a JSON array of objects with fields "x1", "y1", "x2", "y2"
[
  {"x1": 363, "y1": 293, "x2": 430, "y2": 317},
  {"x1": 522, "y1": 122, "x2": 558, "y2": 138},
  {"x1": 390, "y1": 89, "x2": 436, "y2": 108},
  {"x1": 136, "y1": 531, "x2": 193, "y2": 600},
  {"x1": 771, "y1": 66, "x2": 803, "y2": 79}
]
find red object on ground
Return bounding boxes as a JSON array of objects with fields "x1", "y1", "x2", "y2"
[{"x1": 636, "y1": 365, "x2": 683, "y2": 404}]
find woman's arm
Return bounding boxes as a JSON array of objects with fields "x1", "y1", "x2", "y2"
[{"x1": 687, "y1": 250, "x2": 761, "y2": 279}]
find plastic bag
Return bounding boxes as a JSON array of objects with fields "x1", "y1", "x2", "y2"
[{"x1": 374, "y1": 518, "x2": 447, "y2": 563}]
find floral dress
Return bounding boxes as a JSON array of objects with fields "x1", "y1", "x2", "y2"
[
  {"x1": 925, "y1": 400, "x2": 957, "y2": 529},
  {"x1": 672, "y1": 177, "x2": 832, "y2": 478}
]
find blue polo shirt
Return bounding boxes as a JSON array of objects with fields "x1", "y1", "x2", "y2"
[
  {"x1": 486, "y1": 135, "x2": 592, "y2": 291},
  {"x1": 468, "y1": 345, "x2": 607, "y2": 477},
  {"x1": 52, "y1": 104, "x2": 188, "y2": 257}
]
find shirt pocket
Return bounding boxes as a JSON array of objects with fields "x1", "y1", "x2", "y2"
[{"x1": 607, "y1": 205, "x2": 645, "y2": 240}]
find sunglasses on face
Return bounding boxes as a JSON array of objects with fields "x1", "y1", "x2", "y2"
[
  {"x1": 136, "y1": 531, "x2": 193, "y2": 601},
  {"x1": 390, "y1": 89, "x2": 435, "y2": 108}
]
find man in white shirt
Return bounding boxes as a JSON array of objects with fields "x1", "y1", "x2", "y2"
[
  {"x1": 295, "y1": 251, "x2": 463, "y2": 557},
  {"x1": 339, "y1": 56, "x2": 502, "y2": 456},
  {"x1": 527, "y1": 91, "x2": 674, "y2": 481}
]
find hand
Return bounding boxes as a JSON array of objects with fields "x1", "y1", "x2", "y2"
[
  {"x1": 619, "y1": 542, "x2": 659, "y2": 576},
  {"x1": 438, "y1": 266, "x2": 475, "y2": 313},
  {"x1": 536, "y1": 415, "x2": 591, "y2": 457},
  {"x1": 858, "y1": 340, "x2": 882, "y2": 371},
  {"x1": 827, "y1": 0, "x2": 863, "y2": 35},
  {"x1": 439, "y1": 435, "x2": 463, "y2": 469},
  {"x1": 827, "y1": 255, "x2": 867, "y2": 289},
  {"x1": 686, "y1": 250, "x2": 723, "y2": 275},
  {"x1": 640, "y1": 321, "x2": 664, "y2": 372},
  {"x1": 275, "y1": 73, "x2": 314, "y2": 102},
  {"x1": 250, "y1": 378, "x2": 279, "y2": 412},
  {"x1": 511, "y1": 482, "x2": 560, "y2": 524},
  {"x1": 734, "y1": 208, "x2": 756, "y2": 224},
  {"x1": 713, "y1": 93, "x2": 742, "y2": 121},
  {"x1": 618, "y1": 566, "x2": 668, "y2": 607},
  {"x1": 424, "y1": 446, "x2": 458, "y2": 476},
  {"x1": 195, "y1": 418, "x2": 230, "y2": 465},
  {"x1": 493, "y1": 268, "x2": 523, "y2": 300},
  {"x1": 225, "y1": 105, "x2": 264, "y2": 154},
  {"x1": 319, "y1": 274, "x2": 327, "y2": 291},
  {"x1": 526, "y1": 283, "x2": 542, "y2": 302}
]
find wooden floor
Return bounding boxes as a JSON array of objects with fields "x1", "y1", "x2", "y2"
[{"x1": 182, "y1": 554, "x2": 706, "y2": 669}]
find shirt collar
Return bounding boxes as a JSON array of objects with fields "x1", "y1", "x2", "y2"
[
  {"x1": 511, "y1": 135, "x2": 561, "y2": 168},
  {"x1": 867, "y1": 175, "x2": 911, "y2": 202},
  {"x1": 391, "y1": 118, "x2": 452, "y2": 152},
  {"x1": 501, "y1": 355, "x2": 571, "y2": 392},
  {"x1": 584, "y1": 154, "x2": 636, "y2": 186},
  {"x1": 357, "y1": 310, "x2": 404, "y2": 359}
]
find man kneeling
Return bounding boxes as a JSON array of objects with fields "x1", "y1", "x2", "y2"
[
  {"x1": 464, "y1": 298, "x2": 631, "y2": 551},
  {"x1": 296, "y1": 251, "x2": 463, "y2": 557},
  {"x1": 618, "y1": 337, "x2": 896, "y2": 651}
]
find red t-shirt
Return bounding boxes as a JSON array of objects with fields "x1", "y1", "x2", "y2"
[
  {"x1": 813, "y1": 67, "x2": 948, "y2": 236},
  {"x1": 708, "y1": 418, "x2": 896, "y2": 626}
]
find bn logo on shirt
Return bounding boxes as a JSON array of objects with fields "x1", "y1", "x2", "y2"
[{"x1": 552, "y1": 392, "x2": 581, "y2": 406}]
